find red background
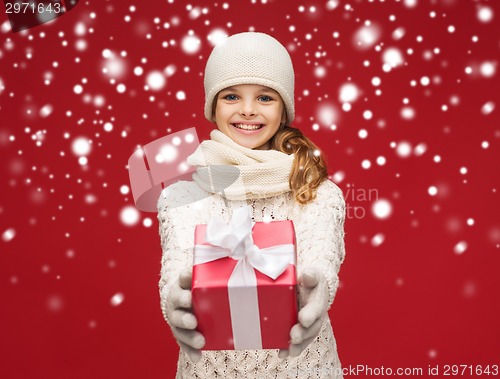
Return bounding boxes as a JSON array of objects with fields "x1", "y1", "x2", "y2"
[{"x1": 1, "y1": 1, "x2": 499, "y2": 378}]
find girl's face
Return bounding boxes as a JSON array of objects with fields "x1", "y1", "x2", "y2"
[{"x1": 213, "y1": 84, "x2": 286, "y2": 150}]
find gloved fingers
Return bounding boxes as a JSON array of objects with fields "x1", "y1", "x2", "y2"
[
  {"x1": 169, "y1": 309, "x2": 198, "y2": 330},
  {"x1": 288, "y1": 336, "x2": 317, "y2": 357},
  {"x1": 173, "y1": 327, "x2": 205, "y2": 350},
  {"x1": 278, "y1": 349, "x2": 289, "y2": 359},
  {"x1": 178, "y1": 267, "x2": 193, "y2": 290},
  {"x1": 170, "y1": 285, "x2": 192, "y2": 309},
  {"x1": 290, "y1": 317, "x2": 323, "y2": 344},
  {"x1": 299, "y1": 267, "x2": 321, "y2": 290},
  {"x1": 178, "y1": 341, "x2": 203, "y2": 363},
  {"x1": 297, "y1": 290, "x2": 327, "y2": 328},
  {"x1": 279, "y1": 317, "x2": 323, "y2": 359},
  {"x1": 298, "y1": 269, "x2": 329, "y2": 327}
]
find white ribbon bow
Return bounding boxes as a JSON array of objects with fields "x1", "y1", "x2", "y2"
[
  {"x1": 194, "y1": 205, "x2": 295, "y2": 281},
  {"x1": 193, "y1": 205, "x2": 295, "y2": 349}
]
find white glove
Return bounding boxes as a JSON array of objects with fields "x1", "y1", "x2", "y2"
[
  {"x1": 279, "y1": 267, "x2": 329, "y2": 358},
  {"x1": 166, "y1": 266, "x2": 205, "y2": 362}
]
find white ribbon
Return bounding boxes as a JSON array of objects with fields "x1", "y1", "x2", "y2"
[{"x1": 193, "y1": 206, "x2": 295, "y2": 350}]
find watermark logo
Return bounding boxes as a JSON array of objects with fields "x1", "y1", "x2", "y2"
[
  {"x1": 127, "y1": 128, "x2": 241, "y2": 212},
  {"x1": 3, "y1": 0, "x2": 79, "y2": 33},
  {"x1": 344, "y1": 183, "x2": 380, "y2": 219},
  {"x1": 127, "y1": 129, "x2": 386, "y2": 218}
]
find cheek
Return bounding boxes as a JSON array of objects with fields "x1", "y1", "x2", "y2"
[
  {"x1": 214, "y1": 105, "x2": 232, "y2": 120},
  {"x1": 213, "y1": 108, "x2": 225, "y2": 124},
  {"x1": 273, "y1": 107, "x2": 285, "y2": 123},
  {"x1": 272, "y1": 104, "x2": 285, "y2": 121}
]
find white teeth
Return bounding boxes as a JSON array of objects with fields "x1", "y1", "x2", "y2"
[{"x1": 233, "y1": 123, "x2": 262, "y2": 130}]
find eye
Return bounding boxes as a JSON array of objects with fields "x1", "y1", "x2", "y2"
[
  {"x1": 222, "y1": 94, "x2": 239, "y2": 101},
  {"x1": 258, "y1": 95, "x2": 273, "y2": 102}
]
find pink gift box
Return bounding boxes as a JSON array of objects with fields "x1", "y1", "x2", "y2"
[{"x1": 192, "y1": 218, "x2": 298, "y2": 350}]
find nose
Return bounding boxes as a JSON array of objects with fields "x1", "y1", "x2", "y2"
[{"x1": 239, "y1": 99, "x2": 257, "y2": 117}]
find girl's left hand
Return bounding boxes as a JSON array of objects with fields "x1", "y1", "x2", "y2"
[{"x1": 279, "y1": 267, "x2": 328, "y2": 358}]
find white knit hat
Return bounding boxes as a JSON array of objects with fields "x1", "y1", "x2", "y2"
[{"x1": 204, "y1": 32, "x2": 295, "y2": 123}]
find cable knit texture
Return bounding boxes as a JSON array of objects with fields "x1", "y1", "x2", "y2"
[{"x1": 157, "y1": 177, "x2": 346, "y2": 379}]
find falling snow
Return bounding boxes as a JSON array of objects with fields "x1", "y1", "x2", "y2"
[
  {"x1": 353, "y1": 23, "x2": 381, "y2": 50},
  {"x1": 101, "y1": 50, "x2": 127, "y2": 79},
  {"x1": 71, "y1": 137, "x2": 91, "y2": 156},
  {"x1": 181, "y1": 34, "x2": 201, "y2": 54},
  {"x1": 481, "y1": 101, "x2": 495, "y2": 115},
  {"x1": 2, "y1": 228, "x2": 16, "y2": 242},
  {"x1": 371, "y1": 233, "x2": 385, "y2": 247},
  {"x1": 395, "y1": 141, "x2": 412, "y2": 158},
  {"x1": 479, "y1": 61, "x2": 496, "y2": 78},
  {"x1": 382, "y1": 47, "x2": 404, "y2": 71},
  {"x1": 317, "y1": 103, "x2": 338, "y2": 127},
  {"x1": 120, "y1": 205, "x2": 140, "y2": 226},
  {"x1": 401, "y1": 106, "x2": 415, "y2": 120},
  {"x1": 454, "y1": 241, "x2": 468, "y2": 255},
  {"x1": 477, "y1": 6, "x2": 494, "y2": 23},
  {"x1": 39, "y1": 104, "x2": 53, "y2": 118},
  {"x1": 176, "y1": 91, "x2": 186, "y2": 101},
  {"x1": 1, "y1": 1, "x2": 499, "y2": 375},
  {"x1": 414, "y1": 143, "x2": 427, "y2": 156},
  {"x1": 372, "y1": 199, "x2": 393, "y2": 219},
  {"x1": 146, "y1": 71, "x2": 166, "y2": 91},
  {"x1": 392, "y1": 27, "x2": 406, "y2": 40},
  {"x1": 207, "y1": 28, "x2": 228, "y2": 46},
  {"x1": 110, "y1": 292, "x2": 125, "y2": 306},
  {"x1": 339, "y1": 83, "x2": 360, "y2": 103},
  {"x1": 46, "y1": 294, "x2": 64, "y2": 313},
  {"x1": 73, "y1": 84, "x2": 83, "y2": 94}
]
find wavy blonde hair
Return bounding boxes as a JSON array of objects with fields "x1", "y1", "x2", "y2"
[{"x1": 269, "y1": 124, "x2": 329, "y2": 205}]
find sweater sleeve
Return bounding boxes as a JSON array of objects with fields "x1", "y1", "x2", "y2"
[
  {"x1": 157, "y1": 182, "x2": 198, "y2": 326},
  {"x1": 297, "y1": 179, "x2": 346, "y2": 308}
]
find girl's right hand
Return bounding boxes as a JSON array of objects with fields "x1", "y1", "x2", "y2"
[
  {"x1": 167, "y1": 266, "x2": 205, "y2": 362},
  {"x1": 278, "y1": 267, "x2": 328, "y2": 359}
]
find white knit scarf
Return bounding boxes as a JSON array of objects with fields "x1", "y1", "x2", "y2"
[{"x1": 187, "y1": 130, "x2": 295, "y2": 201}]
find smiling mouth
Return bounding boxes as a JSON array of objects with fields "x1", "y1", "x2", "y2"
[{"x1": 231, "y1": 123, "x2": 264, "y2": 130}]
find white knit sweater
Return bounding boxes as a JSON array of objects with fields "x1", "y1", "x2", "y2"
[{"x1": 157, "y1": 178, "x2": 346, "y2": 379}]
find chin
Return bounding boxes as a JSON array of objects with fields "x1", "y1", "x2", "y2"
[
  {"x1": 238, "y1": 141, "x2": 260, "y2": 149},
  {"x1": 221, "y1": 128, "x2": 271, "y2": 150}
]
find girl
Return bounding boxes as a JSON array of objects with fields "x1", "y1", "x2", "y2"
[{"x1": 158, "y1": 32, "x2": 346, "y2": 379}]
